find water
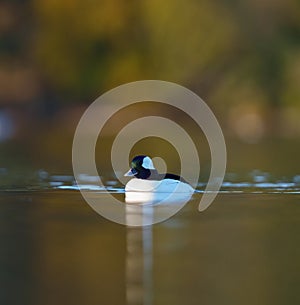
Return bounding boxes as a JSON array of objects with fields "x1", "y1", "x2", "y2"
[{"x1": 1, "y1": 178, "x2": 300, "y2": 305}]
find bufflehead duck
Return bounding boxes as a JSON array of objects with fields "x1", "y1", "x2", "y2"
[{"x1": 124, "y1": 155, "x2": 194, "y2": 196}]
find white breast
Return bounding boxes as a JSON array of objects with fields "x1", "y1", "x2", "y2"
[
  {"x1": 125, "y1": 178, "x2": 194, "y2": 204},
  {"x1": 125, "y1": 178, "x2": 194, "y2": 193}
]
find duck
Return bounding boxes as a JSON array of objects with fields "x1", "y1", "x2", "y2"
[{"x1": 124, "y1": 155, "x2": 194, "y2": 203}]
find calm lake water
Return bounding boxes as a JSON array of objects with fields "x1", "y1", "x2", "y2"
[
  {"x1": 1, "y1": 138, "x2": 300, "y2": 305},
  {"x1": 0, "y1": 187, "x2": 300, "y2": 305}
]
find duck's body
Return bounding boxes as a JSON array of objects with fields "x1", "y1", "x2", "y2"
[
  {"x1": 124, "y1": 156, "x2": 194, "y2": 203},
  {"x1": 125, "y1": 177, "x2": 194, "y2": 193}
]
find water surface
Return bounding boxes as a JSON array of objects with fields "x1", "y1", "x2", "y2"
[{"x1": 0, "y1": 185, "x2": 299, "y2": 305}]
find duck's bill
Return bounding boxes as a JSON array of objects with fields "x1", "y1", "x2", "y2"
[{"x1": 124, "y1": 168, "x2": 136, "y2": 177}]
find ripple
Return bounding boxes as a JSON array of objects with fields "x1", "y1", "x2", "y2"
[
  {"x1": 1, "y1": 171, "x2": 300, "y2": 194},
  {"x1": 54, "y1": 180, "x2": 300, "y2": 195}
]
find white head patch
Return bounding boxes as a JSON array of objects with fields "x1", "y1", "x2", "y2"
[{"x1": 142, "y1": 156, "x2": 156, "y2": 170}]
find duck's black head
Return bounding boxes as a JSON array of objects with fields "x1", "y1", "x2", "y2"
[{"x1": 124, "y1": 155, "x2": 156, "y2": 179}]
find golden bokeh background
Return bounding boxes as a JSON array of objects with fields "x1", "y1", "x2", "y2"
[{"x1": 0, "y1": 0, "x2": 300, "y2": 177}]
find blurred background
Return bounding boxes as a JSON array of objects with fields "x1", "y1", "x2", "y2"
[
  {"x1": 0, "y1": 0, "x2": 300, "y2": 182},
  {"x1": 1, "y1": 2, "x2": 300, "y2": 305}
]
